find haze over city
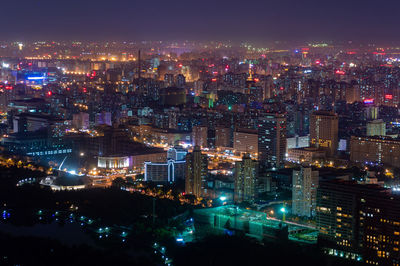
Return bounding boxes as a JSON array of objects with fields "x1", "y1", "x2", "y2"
[{"x1": 2, "y1": 0, "x2": 400, "y2": 43}]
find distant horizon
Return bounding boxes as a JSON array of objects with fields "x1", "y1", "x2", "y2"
[{"x1": 1, "y1": 39, "x2": 400, "y2": 47}]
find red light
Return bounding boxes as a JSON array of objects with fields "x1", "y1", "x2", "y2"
[
  {"x1": 83, "y1": 87, "x2": 87, "y2": 93},
  {"x1": 254, "y1": 78, "x2": 260, "y2": 82},
  {"x1": 385, "y1": 94, "x2": 393, "y2": 100},
  {"x1": 28, "y1": 63, "x2": 32, "y2": 66},
  {"x1": 211, "y1": 78, "x2": 217, "y2": 82},
  {"x1": 178, "y1": 64, "x2": 183, "y2": 68},
  {"x1": 315, "y1": 60, "x2": 320, "y2": 64},
  {"x1": 47, "y1": 91, "x2": 52, "y2": 96},
  {"x1": 335, "y1": 70, "x2": 345, "y2": 75},
  {"x1": 5, "y1": 86, "x2": 13, "y2": 90},
  {"x1": 280, "y1": 87, "x2": 284, "y2": 90},
  {"x1": 66, "y1": 87, "x2": 70, "y2": 91}
]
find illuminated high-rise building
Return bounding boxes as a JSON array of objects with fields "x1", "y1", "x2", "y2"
[
  {"x1": 310, "y1": 111, "x2": 338, "y2": 157},
  {"x1": 234, "y1": 153, "x2": 258, "y2": 202},
  {"x1": 185, "y1": 146, "x2": 208, "y2": 197},
  {"x1": 292, "y1": 166, "x2": 319, "y2": 217},
  {"x1": 316, "y1": 179, "x2": 400, "y2": 264},
  {"x1": 215, "y1": 126, "x2": 230, "y2": 148},
  {"x1": 258, "y1": 113, "x2": 286, "y2": 168},
  {"x1": 350, "y1": 136, "x2": 400, "y2": 167},
  {"x1": 192, "y1": 125, "x2": 208, "y2": 148},
  {"x1": 233, "y1": 128, "x2": 258, "y2": 155},
  {"x1": 366, "y1": 119, "x2": 386, "y2": 137}
]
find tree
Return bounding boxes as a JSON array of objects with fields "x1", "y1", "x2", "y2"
[
  {"x1": 125, "y1": 176, "x2": 134, "y2": 184},
  {"x1": 112, "y1": 177, "x2": 125, "y2": 188}
]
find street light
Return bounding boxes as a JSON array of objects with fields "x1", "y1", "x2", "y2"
[
  {"x1": 217, "y1": 196, "x2": 227, "y2": 228},
  {"x1": 280, "y1": 207, "x2": 286, "y2": 222}
]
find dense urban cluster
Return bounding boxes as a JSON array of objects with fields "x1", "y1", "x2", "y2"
[{"x1": 2, "y1": 40, "x2": 400, "y2": 265}]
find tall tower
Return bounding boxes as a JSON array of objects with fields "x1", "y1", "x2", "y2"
[
  {"x1": 292, "y1": 166, "x2": 319, "y2": 217},
  {"x1": 234, "y1": 153, "x2": 258, "y2": 203},
  {"x1": 310, "y1": 111, "x2": 338, "y2": 157},
  {"x1": 185, "y1": 146, "x2": 208, "y2": 197},
  {"x1": 258, "y1": 113, "x2": 287, "y2": 168}
]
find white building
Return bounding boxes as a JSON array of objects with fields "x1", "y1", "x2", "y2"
[
  {"x1": 292, "y1": 166, "x2": 319, "y2": 217},
  {"x1": 144, "y1": 159, "x2": 186, "y2": 182}
]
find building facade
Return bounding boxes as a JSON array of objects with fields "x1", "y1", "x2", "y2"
[
  {"x1": 316, "y1": 179, "x2": 400, "y2": 264},
  {"x1": 185, "y1": 146, "x2": 208, "y2": 197},
  {"x1": 310, "y1": 111, "x2": 338, "y2": 157},
  {"x1": 234, "y1": 153, "x2": 258, "y2": 202},
  {"x1": 233, "y1": 128, "x2": 258, "y2": 155},
  {"x1": 192, "y1": 125, "x2": 208, "y2": 148},
  {"x1": 366, "y1": 119, "x2": 386, "y2": 137},
  {"x1": 292, "y1": 166, "x2": 319, "y2": 217},
  {"x1": 350, "y1": 136, "x2": 400, "y2": 168},
  {"x1": 258, "y1": 113, "x2": 286, "y2": 168}
]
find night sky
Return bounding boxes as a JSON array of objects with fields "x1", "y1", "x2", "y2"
[{"x1": 1, "y1": 0, "x2": 399, "y2": 42}]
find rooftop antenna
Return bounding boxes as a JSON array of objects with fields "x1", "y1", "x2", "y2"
[{"x1": 138, "y1": 49, "x2": 141, "y2": 80}]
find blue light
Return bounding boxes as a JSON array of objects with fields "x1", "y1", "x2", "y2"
[{"x1": 27, "y1": 76, "x2": 45, "y2": 80}]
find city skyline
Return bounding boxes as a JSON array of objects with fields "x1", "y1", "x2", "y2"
[{"x1": 2, "y1": 2, "x2": 400, "y2": 265}]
